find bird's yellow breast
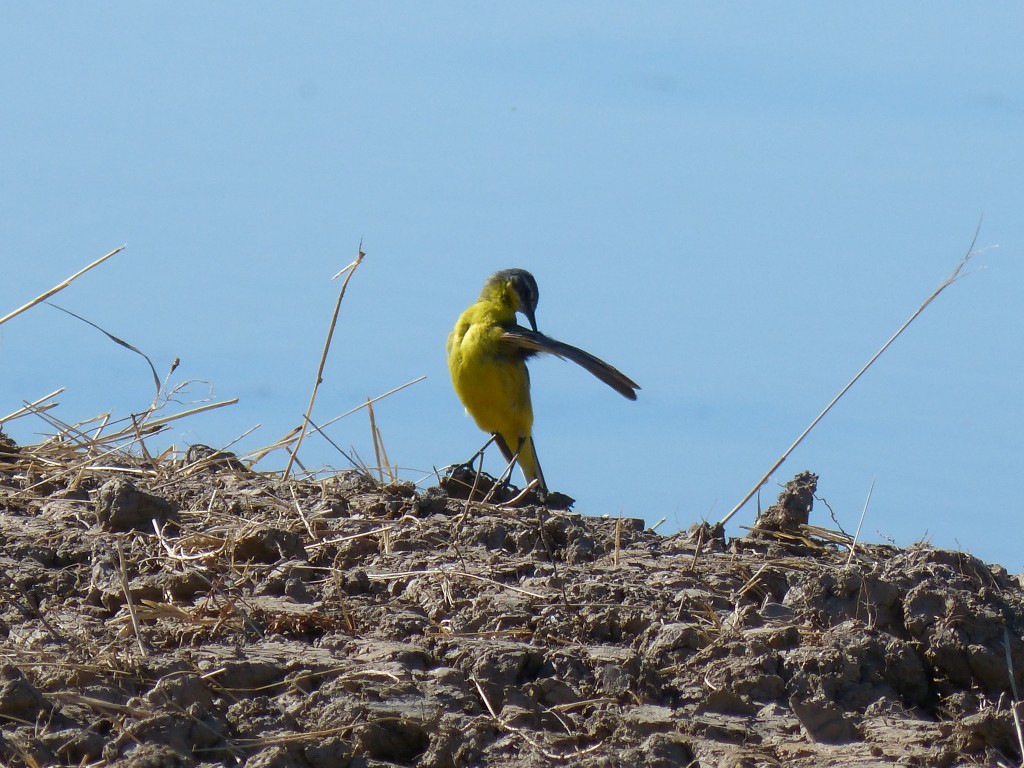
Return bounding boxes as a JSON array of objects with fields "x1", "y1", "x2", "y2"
[{"x1": 447, "y1": 301, "x2": 533, "y2": 442}]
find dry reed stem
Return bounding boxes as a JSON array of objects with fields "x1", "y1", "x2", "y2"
[
  {"x1": 244, "y1": 426, "x2": 301, "y2": 466},
  {"x1": 470, "y1": 676, "x2": 605, "y2": 761},
  {"x1": 497, "y1": 478, "x2": 541, "y2": 507},
  {"x1": 1003, "y1": 626, "x2": 1024, "y2": 767},
  {"x1": 45, "y1": 302, "x2": 162, "y2": 398},
  {"x1": 152, "y1": 519, "x2": 227, "y2": 561},
  {"x1": 688, "y1": 524, "x2": 706, "y2": 572},
  {"x1": 365, "y1": 568, "x2": 549, "y2": 600},
  {"x1": 53, "y1": 692, "x2": 155, "y2": 719},
  {"x1": 20, "y1": 400, "x2": 116, "y2": 453},
  {"x1": 129, "y1": 413, "x2": 157, "y2": 468},
  {"x1": 0, "y1": 389, "x2": 65, "y2": 425},
  {"x1": 116, "y1": 398, "x2": 239, "y2": 435},
  {"x1": 367, "y1": 398, "x2": 384, "y2": 483},
  {"x1": 721, "y1": 227, "x2": 986, "y2": 526},
  {"x1": 314, "y1": 376, "x2": 427, "y2": 431},
  {"x1": 13, "y1": 435, "x2": 160, "y2": 499},
  {"x1": 846, "y1": 478, "x2": 875, "y2": 566},
  {"x1": 0, "y1": 245, "x2": 125, "y2": 327},
  {"x1": 366, "y1": 398, "x2": 395, "y2": 483},
  {"x1": 229, "y1": 723, "x2": 359, "y2": 748},
  {"x1": 289, "y1": 486, "x2": 319, "y2": 541},
  {"x1": 115, "y1": 538, "x2": 149, "y2": 657},
  {"x1": 92, "y1": 412, "x2": 114, "y2": 445},
  {"x1": 486, "y1": 451, "x2": 521, "y2": 504},
  {"x1": 735, "y1": 562, "x2": 771, "y2": 602},
  {"x1": 305, "y1": 525, "x2": 395, "y2": 551},
  {"x1": 284, "y1": 244, "x2": 365, "y2": 479}
]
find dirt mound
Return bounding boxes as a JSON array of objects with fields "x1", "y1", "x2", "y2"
[{"x1": 0, "y1": 437, "x2": 1022, "y2": 767}]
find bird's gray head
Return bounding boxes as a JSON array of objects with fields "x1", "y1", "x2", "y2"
[{"x1": 489, "y1": 268, "x2": 539, "y2": 331}]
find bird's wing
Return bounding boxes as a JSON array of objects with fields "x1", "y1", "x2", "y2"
[{"x1": 502, "y1": 327, "x2": 640, "y2": 401}]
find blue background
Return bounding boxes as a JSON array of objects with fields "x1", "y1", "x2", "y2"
[{"x1": 2, "y1": 5, "x2": 1021, "y2": 567}]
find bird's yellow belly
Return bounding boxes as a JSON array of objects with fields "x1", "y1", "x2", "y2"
[{"x1": 449, "y1": 326, "x2": 533, "y2": 441}]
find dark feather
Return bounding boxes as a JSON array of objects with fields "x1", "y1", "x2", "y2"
[{"x1": 502, "y1": 327, "x2": 640, "y2": 401}]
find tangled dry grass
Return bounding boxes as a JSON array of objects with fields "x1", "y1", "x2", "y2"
[
  {"x1": 1, "y1": 415, "x2": 1023, "y2": 767},
  {"x1": 2, "y1": 236, "x2": 1015, "y2": 766}
]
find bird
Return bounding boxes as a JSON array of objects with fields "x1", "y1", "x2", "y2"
[{"x1": 447, "y1": 268, "x2": 639, "y2": 492}]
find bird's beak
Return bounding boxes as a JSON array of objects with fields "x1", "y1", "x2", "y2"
[{"x1": 523, "y1": 306, "x2": 538, "y2": 333}]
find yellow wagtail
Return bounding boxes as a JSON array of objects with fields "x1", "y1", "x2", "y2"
[{"x1": 447, "y1": 268, "x2": 639, "y2": 491}]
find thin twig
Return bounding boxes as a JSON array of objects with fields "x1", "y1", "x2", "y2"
[
  {"x1": 289, "y1": 486, "x2": 318, "y2": 542},
  {"x1": 459, "y1": 440, "x2": 492, "y2": 515},
  {"x1": 366, "y1": 568, "x2": 549, "y2": 600},
  {"x1": 367, "y1": 398, "x2": 390, "y2": 483},
  {"x1": 1003, "y1": 627, "x2": 1024, "y2": 767},
  {"x1": 285, "y1": 244, "x2": 365, "y2": 479},
  {"x1": 721, "y1": 225, "x2": 986, "y2": 526},
  {"x1": 305, "y1": 525, "x2": 395, "y2": 551},
  {"x1": 118, "y1": 399, "x2": 239, "y2": 435},
  {"x1": 296, "y1": 415, "x2": 363, "y2": 475},
  {"x1": 115, "y1": 538, "x2": 148, "y2": 657},
  {"x1": 470, "y1": 676, "x2": 604, "y2": 761},
  {"x1": 497, "y1": 478, "x2": 541, "y2": 507},
  {"x1": 846, "y1": 478, "x2": 875, "y2": 566},
  {"x1": 315, "y1": 376, "x2": 426, "y2": 431},
  {"x1": 0, "y1": 389, "x2": 65, "y2": 425},
  {"x1": 0, "y1": 246, "x2": 125, "y2": 327}
]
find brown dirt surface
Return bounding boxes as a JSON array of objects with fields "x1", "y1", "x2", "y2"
[{"x1": 1, "y1": 432, "x2": 1023, "y2": 767}]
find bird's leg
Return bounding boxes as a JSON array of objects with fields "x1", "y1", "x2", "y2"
[
  {"x1": 480, "y1": 436, "x2": 521, "y2": 505},
  {"x1": 492, "y1": 440, "x2": 522, "y2": 493}
]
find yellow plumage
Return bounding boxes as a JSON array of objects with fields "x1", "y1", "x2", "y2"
[{"x1": 447, "y1": 269, "x2": 639, "y2": 491}]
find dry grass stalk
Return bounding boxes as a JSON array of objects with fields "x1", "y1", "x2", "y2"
[
  {"x1": 153, "y1": 519, "x2": 227, "y2": 562},
  {"x1": 115, "y1": 537, "x2": 149, "y2": 657},
  {"x1": 124, "y1": 397, "x2": 239, "y2": 435},
  {"x1": 289, "y1": 486, "x2": 319, "y2": 541},
  {"x1": 365, "y1": 568, "x2": 549, "y2": 600},
  {"x1": 284, "y1": 245, "x2": 365, "y2": 479},
  {"x1": 14, "y1": 437, "x2": 158, "y2": 500},
  {"x1": 45, "y1": 302, "x2": 162, "y2": 398},
  {"x1": 305, "y1": 525, "x2": 396, "y2": 551},
  {"x1": 53, "y1": 692, "x2": 154, "y2": 719},
  {"x1": 0, "y1": 245, "x2": 125, "y2": 328},
  {"x1": 0, "y1": 389, "x2": 65, "y2": 426},
  {"x1": 229, "y1": 723, "x2": 359, "y2": 748},
  {"x1": 314, "y1": 376, "x2": 427, "y2": 432},
  {"x1": 366, "y1": 397, "x2": 396, "y2": 483},
  {"x1": 497, "y1": 478, "x2": 541, "y2": 507},
  {"x1": 846, "y1": 478, "x2": 876, "y2": 566},
  {"x1": 470, "y1": 676, "x2": 605, "y2": 761},
  {"x1": 258, "y1": 375, "x2": 425, "y2": 474},
  {"x1": 722, "y1": 228, "x2": 987, "y2": 527},
  {"x1": 481, "y1": 447, "x2": 522, "y2": 505},
  {"x1": 1003, "y1": 626, "x2": 1024, "y2": 767},
  {"x1": 244, "y1": 426, "x2": 301, "y2": 467}
]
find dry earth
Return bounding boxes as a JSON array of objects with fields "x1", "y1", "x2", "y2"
[{"x1": 0, "y1": 433, "x2": 1022, "y2": 767}]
